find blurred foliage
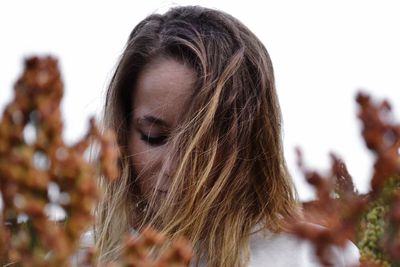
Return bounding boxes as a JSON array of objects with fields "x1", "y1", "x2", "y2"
[
  {"x1": 0, "y1": 56, "x2": 191, "y2": 267},
  {"x1": 295, "y1": 92, "x2": 400, "y2": 266}
]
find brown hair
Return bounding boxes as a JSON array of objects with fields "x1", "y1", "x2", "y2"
[{"x1": 95, "y1": 5, "x2": 299, "y2": 266}]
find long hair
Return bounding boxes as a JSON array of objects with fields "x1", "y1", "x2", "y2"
[{"x1": 94, "y1": 5, "x2": 299, "y2": 267}]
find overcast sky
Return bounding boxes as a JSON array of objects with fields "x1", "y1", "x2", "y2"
[{"x1": 1, "y1": 0, "x2": 399, "y2": 200}]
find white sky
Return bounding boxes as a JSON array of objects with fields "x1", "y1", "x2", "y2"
[{"x1": 1, "y1": 0, "x2": 399, "y2": 201}]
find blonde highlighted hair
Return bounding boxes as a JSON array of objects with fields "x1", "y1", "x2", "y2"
[{"x1": 95, "y1": 5, "x2": 299, "y2": 266}]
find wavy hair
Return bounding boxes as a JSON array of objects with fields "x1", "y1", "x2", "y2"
[{"x1": 94, "y1": 5, "x2": 299, "y2": 267}]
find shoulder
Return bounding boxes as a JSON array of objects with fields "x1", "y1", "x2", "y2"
[
  {"x1": 249, "y1": 230, "x2": 359, "y2": 267},
  {"x1": 70, "y1": 230, "x2": 95, "y2": 266},
  {"x1": 80, "y1": 230, "x2": 95, "y2": 247}
]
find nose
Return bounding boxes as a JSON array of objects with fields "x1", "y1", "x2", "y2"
[
  {"x1": 156, "y1": 145, "x2": 176, "y2": 187},
  {"x1": 160, "y1": 152, "x2": 175, "y2": 178}
]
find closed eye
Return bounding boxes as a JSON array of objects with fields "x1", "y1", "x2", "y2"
[{"x1": 140, "y1": 134, "x2": 168, "y2": 146}]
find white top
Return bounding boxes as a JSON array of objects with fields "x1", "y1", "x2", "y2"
[
  {"x1": 73, "y1": 229, "x2": 359, "y2": 267},
  {"x1": 247, "y1": 230, "x2": 359, "y2": 267}
]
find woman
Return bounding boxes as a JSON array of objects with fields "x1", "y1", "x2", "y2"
[{"x1": 93, "y1": 5, "x2": 358, "y2": 267}]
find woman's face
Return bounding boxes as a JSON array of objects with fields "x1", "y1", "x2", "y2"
[{"x1": 129, "y1": 56, "x2": 196, "y2": 203}]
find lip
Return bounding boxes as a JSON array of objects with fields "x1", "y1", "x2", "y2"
[{"x1": 156, "y1": 189, "x2": 168, "y2": 194}]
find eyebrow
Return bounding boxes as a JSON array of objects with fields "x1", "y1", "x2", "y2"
[{"x1": 135, "y1": 115, "x2": 170, "y2": 129}]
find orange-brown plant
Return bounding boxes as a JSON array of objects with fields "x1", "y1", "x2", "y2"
[
  {"x1": 292, "y1": 92, "x2": 400, "y2": 266},
  {"x1": 0, "y1": 56, "x2": 192, "y2": 267}
]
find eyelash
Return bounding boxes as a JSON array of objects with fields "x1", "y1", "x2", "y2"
[{"x1": 140, "y1": 134, "x2": 168, "y2": 146}]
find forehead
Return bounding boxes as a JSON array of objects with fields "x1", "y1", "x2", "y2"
[{"x1": 132, "y1": 57, "x2": 196, "y2": 127}]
